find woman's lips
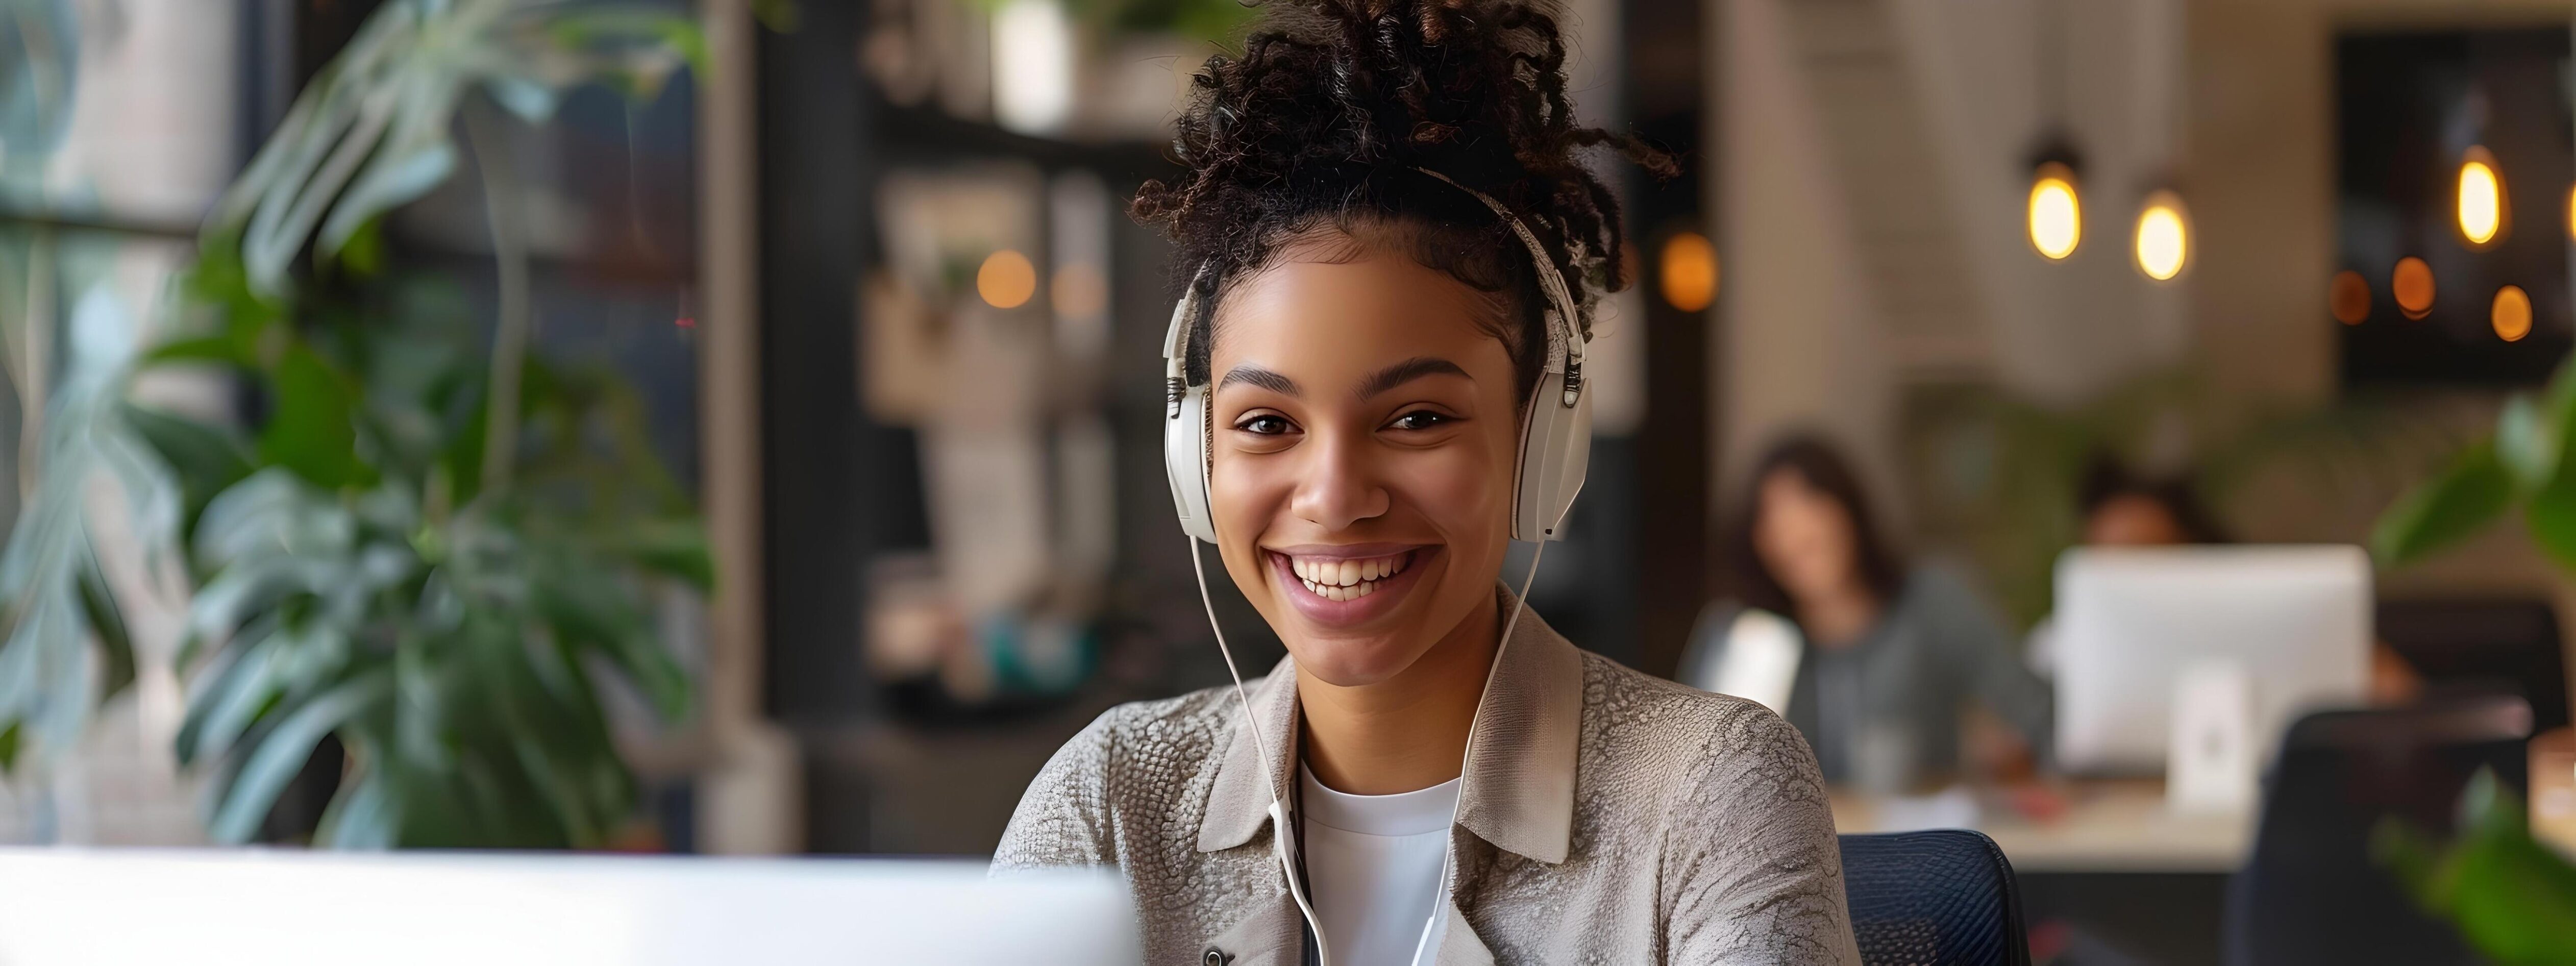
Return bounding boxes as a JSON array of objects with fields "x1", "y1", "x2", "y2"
[{"x1": 1265, "y1": 546, "x2": 1434, "y2": 627}]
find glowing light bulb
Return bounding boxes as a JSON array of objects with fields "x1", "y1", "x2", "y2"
[
  {"x1": 2493, "y1": 285, "x2": 2532, "y2": 342},
  {"x1": 2458, "y1": 147, "x2": 2504, "y2": 247},
  {"x1": 977, "y1": 250, "x2": 1037, "y2": 309},
  {"x1": 2028, "y1": 162, "x2": 2081, "y2": 260},
  {"x1": 2134, "y1": 191, "x2": 2188, "y2": 281},
  {"x1": 2392, "y1": 257, "x2": 2435, "y2": 320},
  {"x1": 1659, "y1": 231, "x2": 1718, "y2": 312}
]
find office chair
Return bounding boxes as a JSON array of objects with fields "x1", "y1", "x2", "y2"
[
  {"x1": 2222, "y1": 696, "x2": 2533, "y2": 966},
  {"x1": 2377, "y1": 597, "x2": 2569, "y2": 731},
  {"x1": 1839, "y1": 829, "x2": 2033, "y2": 966}
]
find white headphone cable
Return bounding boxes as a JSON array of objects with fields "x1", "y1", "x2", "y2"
[
  {"x1": 1406, "y1": 505, "x2": 1561, "y2": 966},
  {"x1": 1189, "y1": 535, "x2": 1334, "y2": 966}
]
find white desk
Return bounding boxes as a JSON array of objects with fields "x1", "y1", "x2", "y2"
[{"x1": 1832, "y1": 780, "x2": 2253, "y2": 874}]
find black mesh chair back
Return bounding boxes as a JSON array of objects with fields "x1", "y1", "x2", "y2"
[
  {"x1": 1839, "y1": 829, "x2": 2033, "y2": 966},
  {"x1": 2223, "y1": 697, "x2": 2533, "y2": 966},
  {"x1": 2377, "y1": 597, "x2": 2569, "y2": 731}
]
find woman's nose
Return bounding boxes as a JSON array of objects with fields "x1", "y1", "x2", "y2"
[{"x1": 1290, "y1": 431, "x2": 1390, "y2": 532}]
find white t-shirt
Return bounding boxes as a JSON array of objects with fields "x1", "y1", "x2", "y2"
[{"x1": 1298, "y1": 765, "x2": 1460, "y2": 966}]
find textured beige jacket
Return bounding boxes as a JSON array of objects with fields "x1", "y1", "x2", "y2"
[{"x1": 994, "y1": 597, "x2": 1860, "y2": 964}]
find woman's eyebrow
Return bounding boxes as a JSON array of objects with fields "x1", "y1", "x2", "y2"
[
  {"x1": 1355, "y1": 356, "x2": 1470, "y2": 400},
  {"x1": 1218, "y1": 364, "x2": 1300, "y2": 395}
]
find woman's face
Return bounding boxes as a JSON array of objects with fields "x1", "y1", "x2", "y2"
[
  {"x1": 2085, "y1": 494, "x2": 2190, "y2": 547},
  {"x1": 1752, "y1": 468, "x2": 1863, "y2": 606},
  {"x1": 1204, "y1": 246, "x2": 1524, "y2": 687}
]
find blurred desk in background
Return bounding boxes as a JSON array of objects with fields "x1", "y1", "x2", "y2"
[
  {"x1": 1831, "y1": 781, "x2": 2251, "y2": 874},
  {"x1": 1832, "y1": 781, "x2": 2245, "y2": 964}
]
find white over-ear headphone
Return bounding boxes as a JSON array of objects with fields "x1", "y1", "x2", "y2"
[
  {"x1": 1160, "y1": 168, "x2": 1594, "y2": 546},
  {"x1": 1156, "y1": 168, "x2": 1594, "y2": 966}
]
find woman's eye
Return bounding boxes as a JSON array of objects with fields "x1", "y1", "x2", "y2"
[
  {"x1": 1237, "y1": 414, "x2": 1293, "y2": 435},
  {"x1": 1388, "y1": 410, "x2": 1450, "y2": 432}
]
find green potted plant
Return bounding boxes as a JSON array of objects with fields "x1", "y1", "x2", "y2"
[
  {"x1": 0, "y1": 0, "x2": 712, "y2": 849},
  {"x1": 2371, "y1": 360, "x2": 2576, "y2": 961},
  {"x1": 2373, "y1": 770, "x2": 2576, "y2": 964}
]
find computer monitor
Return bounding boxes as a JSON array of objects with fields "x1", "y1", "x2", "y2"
[
  {"x1": 2053, "y1": 545, "x2": 2372, "y2": 773},
  {"x1": 0, "y1": 849, "x2": 1139, "y2": 966}
]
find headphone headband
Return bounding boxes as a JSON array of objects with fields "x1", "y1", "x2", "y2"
[{"x1": 1409, "y1": 168, "x2": 1586, "y2": 405}]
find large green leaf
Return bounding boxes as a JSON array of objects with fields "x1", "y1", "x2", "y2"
[
  {"x1": 207, "y1": 0, "x2": 702, "y2": 299},
  {"x1": 192, "y1": 468, "x2": 353, "y2": 567},
  {"x1": 207, "y1": 671, "x2": 392, "y2": 845},
  {"x1": 2525, "y1": 478, "x2": 2576, "y2": 571},
  {"x1": 2373, "y1": 442, "x2": 2516, "y2": 566},
  {"x1": 121, "y1": 402, "x2": 256, "y2": 528},
  {"x1": 2378, "y1": 770, "x2": 2576, "y2": 964},
  {"x1": 535, "y1": 570, "x2": 686, "y2": 718},
  {"x1": 2495, "y1": 395, "x2": 2556, "y2": 491},
  {"x1": 315, "y1": 140, "x2": 457, "y2": 260},
  {"x1": 312, "y1": 761, "x2": 399, "y2": 849},
  {"x1": 140, "y1": 334, "x2": 248, "y2": 369},
  {"x1": 0, "y1": 282, "x2": 174, "y2": 767},
  {"x1": 257, "y1": 348, "x2": 370, "y2": 489},
  {"x1": 176, "y1": 619, "x2": 289, "y2": 765},
  {"x1": 73, "y1": 545, "x2": 135, "y2": 699}
]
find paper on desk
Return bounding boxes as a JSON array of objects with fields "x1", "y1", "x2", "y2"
[
  {"x1": 1868, "y1": 786, "x2": 1980, "y2": 833},
  {"x1": 2168, "y1": 660, "x2": 2257, "y2": 814}
]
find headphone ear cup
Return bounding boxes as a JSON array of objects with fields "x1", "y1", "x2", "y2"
[
  {"x1": 1512, "y1": 370, "x2": 1593, "y2": 541},
  {"x1": 1164, "y1": 384, "x2": 1219, "y2": 542}
]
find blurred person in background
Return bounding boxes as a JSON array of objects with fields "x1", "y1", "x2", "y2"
[
  {"x1": 1679, "y1": 436, "x2": 2054, "y2": 791},
  {"x1": 2075, "y1": 454, "x2": 2231, "y2": 548},
  {"x1": 993, "y1": 0, "x2": 1858, "y2": 962}
]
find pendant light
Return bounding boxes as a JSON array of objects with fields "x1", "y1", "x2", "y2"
[
  {"x1": 2457, "y1": 144, "x2": 2506, "y2": 248},
  {"x1": 2027, "y1": 147, "x2": 2083, "y2": 261},
  {"x1": 2025, "y1": 0, "x2": 2083, "y2": 261},
  {"x1": 2133, "y1": 188, "x2": 2189, "y2": 281}
]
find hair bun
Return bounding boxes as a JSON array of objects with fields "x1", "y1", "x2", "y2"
[{"x1": 1135, "y1": 0, "x2": 1673, "y2": 326}]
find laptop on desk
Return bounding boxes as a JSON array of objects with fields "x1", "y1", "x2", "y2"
[{"x1": 0, "y1": 849, "x2": 1138, "y2": 965}]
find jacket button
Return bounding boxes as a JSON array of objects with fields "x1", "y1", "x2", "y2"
[{"x1": 1202, "y1": 947, "x2": 1229, "y2": 965}]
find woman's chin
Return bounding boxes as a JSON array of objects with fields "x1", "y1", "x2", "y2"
[{"x1": 1283, "y1": 635, "x2": 1429, "y2": 688}]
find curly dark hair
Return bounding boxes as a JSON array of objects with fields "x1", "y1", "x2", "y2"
[{"x1": 1135, "y1": 0, "x2": 1675, "y2": 401}]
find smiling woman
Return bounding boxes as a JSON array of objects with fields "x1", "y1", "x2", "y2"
[{"x1": 990, "y1": 0, "x2": 1858, "y2": 962}]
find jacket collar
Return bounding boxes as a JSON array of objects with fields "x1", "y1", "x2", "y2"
[{"x1": 1196, "y1": 586, "x2": 1586, "y2": 864}]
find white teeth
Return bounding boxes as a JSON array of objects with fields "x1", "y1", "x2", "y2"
[
  {"x1": 1295, "y1": 574, "x2": 1384, "y2": 601},
  {"x1": 1281, "y1": 552, "x2": 1413, "y2": 597}
]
